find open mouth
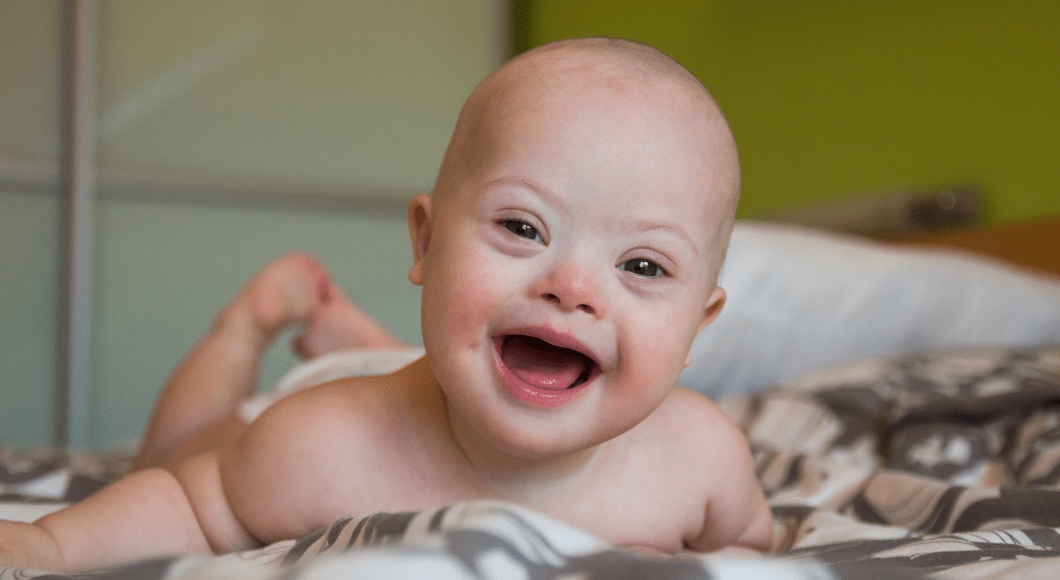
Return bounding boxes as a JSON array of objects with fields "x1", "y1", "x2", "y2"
[{"x1": 498, "y1": 334, "x2": 598, "y2": 391}]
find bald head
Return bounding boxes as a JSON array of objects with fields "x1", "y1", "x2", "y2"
[
  {"x1": 515, "y1": 37, "x2": 722, "y2": 113},
  {"x1": 432, "y1": 38, "x2": 741, "y2": 278}
]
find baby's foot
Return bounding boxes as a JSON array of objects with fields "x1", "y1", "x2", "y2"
[
  {"x1": 292, "y1": 282, "x2": 410, "y2": 359},
  {"x1": 214, "y1": 252, "x2": 332, "y2": 352}
]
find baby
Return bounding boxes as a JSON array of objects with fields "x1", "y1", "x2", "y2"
[{"x1": 0, "y1": 37, "x2": 771, "y2": 572}]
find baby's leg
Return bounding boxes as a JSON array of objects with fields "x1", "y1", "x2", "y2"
[
  {"x1": 292, "y1": 277, "x2": 410, "y2": 359},
  {"x1": 134, "y1": 253, "x2": 407, "y2": 469}
]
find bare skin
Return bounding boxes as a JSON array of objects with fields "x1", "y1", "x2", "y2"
[
  {"x1": 135, "y1": 252, "x2": 410, "y2": 471},
  {"x1": 0, "y1": 39, "x2": 772, "y2": 573}
]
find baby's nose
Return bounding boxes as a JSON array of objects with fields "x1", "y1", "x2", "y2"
[{"x1": 535, "y1": 261, "x2": 606, "y2": 318}]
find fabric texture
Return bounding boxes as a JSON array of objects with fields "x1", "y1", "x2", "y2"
[{"x1": 732, "y1": 345, "x2": 1060, "y2": 578}]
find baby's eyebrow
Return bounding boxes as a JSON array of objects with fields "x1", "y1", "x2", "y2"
[
  {"x1": 481, "y1": 176, "x2": 565, "y2": 210},
  {"x1": 618, "y1": 217, "x2": 698, "y2": 255}
]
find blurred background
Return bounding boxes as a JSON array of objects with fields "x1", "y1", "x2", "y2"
[{"x1": 1, "y1": 0, "x2": 1057, "y2": 448}]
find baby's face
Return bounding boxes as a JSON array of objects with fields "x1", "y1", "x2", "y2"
[{"x1": 410, "y1": 57, "x2": 732, "y2": 459}]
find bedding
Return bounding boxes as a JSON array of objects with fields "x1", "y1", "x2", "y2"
[
  {"x1": 4, "y1": 345, "x2": 1060, "y2": 579},
  {"x1": 681, "y1": 221, "x2": 1060, "y2": 399}
]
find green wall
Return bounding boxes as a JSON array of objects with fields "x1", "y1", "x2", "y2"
[{"x1": 522, "y1": 1, "x2": 1059, "y2": 224}]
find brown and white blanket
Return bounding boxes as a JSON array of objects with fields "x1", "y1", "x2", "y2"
[{"x1": 3, "y1": 345, "x2": 1059, "y2": 579}]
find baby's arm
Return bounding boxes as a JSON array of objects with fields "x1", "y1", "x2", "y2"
[
  {"x1": 679, "y1": 394, "x2": 773, "y2": 554},
  {"x1": 1, "y1": 452, "x2": 255, "y2": 573},
  {"x1": 700, "y1": 486, "x2": 773, "y2": 555}
]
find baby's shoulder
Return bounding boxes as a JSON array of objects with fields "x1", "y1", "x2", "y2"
[
  {"x1": 600, "y1": 388, "x2": 765, "y2": 550},
  {"x1": 651, "y1": 391, "x2": 772, "y2": 552},
  {"x1": 643, "y1": 388, "x2": 754, "y2": 475},
  {"x1": 653, "y1": 388, "x2": 743, "y2": 437}
]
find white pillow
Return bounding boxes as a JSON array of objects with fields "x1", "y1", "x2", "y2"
[{"x1": 680, "y1": 222, "x2": 1060, "y2": 399}]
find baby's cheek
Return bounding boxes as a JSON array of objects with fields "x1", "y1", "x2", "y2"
[
  {"x1": 622, "y1": 317, "x2": 689, "y2": 385},
  {"x1": 436, "y1": 262, "x2": 505, "y2": 335}
]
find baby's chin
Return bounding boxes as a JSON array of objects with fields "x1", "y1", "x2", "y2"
[{"x1": 450, "y1": 395, "x2": 618, "y2": 464}]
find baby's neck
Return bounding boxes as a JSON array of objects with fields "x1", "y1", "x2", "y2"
[
  {"x1": 443, "y1": 410, "x2": 609, "y2": 504},
  {"x1": 470, "y1": 428, "x2": 601, "y2": 494}
]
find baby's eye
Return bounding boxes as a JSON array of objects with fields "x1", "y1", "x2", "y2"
[
  {"x1": 618, "y1": 258, "x2": 666, "y2": 278},
  {"x1": 501, "y1": 220, "x2": 544, "y2": 244}
]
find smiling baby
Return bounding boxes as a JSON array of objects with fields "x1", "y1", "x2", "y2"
[{"x1": 0, "y1": 37, "x2": 771, "y2": 572}]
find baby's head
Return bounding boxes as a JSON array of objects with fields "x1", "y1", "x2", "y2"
[
  {"x1": 408, "y1": 38, "x2": 741, "y2": 459},
  {"x1": 431, "y1": 38, "x2": 740, "y2": 281}
]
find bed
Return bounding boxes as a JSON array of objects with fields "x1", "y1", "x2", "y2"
[{"x1": 3, "y1": 219, "x2": 1060, "y2": 580}]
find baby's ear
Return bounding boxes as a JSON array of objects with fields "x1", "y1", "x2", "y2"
[
  {"x1": 407, "y1": 194, "x2": 433, "y2": 285},
  {"x1": 686, "y1": 287, "x2": 726, "y2": 367}
]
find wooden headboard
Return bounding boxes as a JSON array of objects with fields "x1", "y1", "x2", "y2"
[{"x1": 887, "y1": 216, "x2": 1060, "y2": 279}]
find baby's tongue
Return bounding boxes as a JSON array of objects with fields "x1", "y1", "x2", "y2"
[{"x1": 501, "y1": 335, "x2": 588, "y2": 390}]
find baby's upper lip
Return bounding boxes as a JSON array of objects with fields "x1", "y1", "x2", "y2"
[{"x1": 497, "y1": 325, "x2": 601, "y2": 367}]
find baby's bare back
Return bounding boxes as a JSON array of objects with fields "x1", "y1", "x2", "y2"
[{"x1": 213, "y1": 362, "x2": 770, "y2": 553}]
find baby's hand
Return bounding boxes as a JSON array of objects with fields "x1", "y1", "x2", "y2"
[{"x1": 0, "y1": 519, "x2": 65, "y2": 572}]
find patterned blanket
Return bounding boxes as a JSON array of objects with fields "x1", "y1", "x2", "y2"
[
  {"x1": 3, "y1": 345, "x2": 1059, "y2": 579},
  {"x1": 731, "y1": 345, "x2": 1060, "y2": 578}
]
